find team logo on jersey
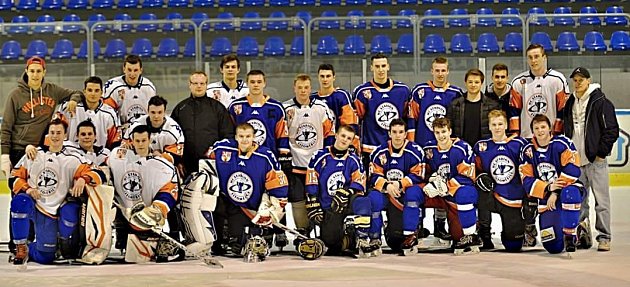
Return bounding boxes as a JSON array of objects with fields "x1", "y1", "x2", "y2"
[
  {"x1": 122, "y1": 171, "x2": 143, "y2": 201},
  {"x1": 375, "y1": 102, "x2": 398, "y2": 129},
  {"x1": 490, "y1": 155, "x2": 515, "y2": 184},
  {"x1": 295, "y1": 123, "x2": 318, "y2": 149},
  {"x1": 118, "y1": 89, "x2": 125, "y2": 100},
  {"x1": 386, "y1": 169, "x2": 404, "y2": 181},
  {"x1": 437, "y1": 163, "x2": 450, "y2": 179},
  {"x1": 379, "y1": 154, "x2": 388, "y2": 166},
  {"x1": 127, "y1": 104, "x2": 146, "y2": 121},
  {"x1": 116, "y1": 148, "x2": 128, "y2": 159},
  {"x1": 212, "y1": 90, "x2": 221, "y2": 100},
  {"x1": 424, "y1": 104, "x2": 446, "y2": 131},
  {"x1": 227, "y1": 171, "x2": 253, "y2": 203},
  {"x1": 425, "y1": 148, "x2": 433, "y2": 160},
  {"x1": 326, "y1": 171, "x2": 346, "y2": 196},
  {"x1": 286, "y1": 109, "x2": 295, "y2": 122},
  {"x1": 247, "y1": 119, "x2": 267, "y2": 146},
  {"x1": 221, "y1": 151, "x2": 232, "y2": 162},
  {"x1": 233, "y1": 105, "x2": 242, "y2": 115},
  {"x1": 526, "y1": 93, "x2": 548, "y2": 116},
  {"x1": 537, "y1": 163, "x2": 558, "y2": 183},
  {"x1": 524, "y1": 147, "x2": 533, "y2": 159},
  {"x1": 37, "y1": 168, "x2": 59, "y2": 196},
  {"x1": 540, "y1": 226, "x2": 556, "y2": 242},
  {"x1": 478, "y1": 142, "x2": 487, "y2": 152},
  {"x1": 362, "y1": 90, "x2": 372, "y2": 100},
  {"x1": 417, "y1": 88, "x2": 425, "y2": 98}
]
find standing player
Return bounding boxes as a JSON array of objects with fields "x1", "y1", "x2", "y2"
[
  {"x1": 283, "y1": 74, "x2": 335, "y2": 243},
  {"x1": 486, "y1": 63, "x2": 514, "y2": 115},
  {"x1": 367, "y1": 119, "x2": 426, "y2": 255},
  {"x1": 103, "y1": 55, "x2": 157, "y2": 125},
  {"x1": 519, "y1": 114, "x2": 583, "y2": 255},
  {"x1": 207, "y1": 54, "x2": 249, "y2": 108},
  {"x1": 312, "y1": 64, "x2": 360, "y2": 150},
  {"x1": 473, "y1": 110, "x2": 528, "y2": 252}
]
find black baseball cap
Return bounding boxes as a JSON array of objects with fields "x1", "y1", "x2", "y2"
[{"x1": 570, "y1": 67, "x2": 591, "y2": 79}]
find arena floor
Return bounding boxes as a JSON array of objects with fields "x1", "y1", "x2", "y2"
[{"x1": 1, "y1": 187, "x2": 629, "y2": 287}]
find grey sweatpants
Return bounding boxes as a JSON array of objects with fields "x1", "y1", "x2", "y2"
[{"x1": 578, "y1": 159, "x2": 612, "y2": 241}]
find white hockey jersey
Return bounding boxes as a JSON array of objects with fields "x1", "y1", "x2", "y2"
[
  {"x1": 58, "y1": 100, "x2": 121, "y2": 149},
  {"x1": 207, "y1": 80, "x2": 249, "y2": 108},
  {"x1": 65, "y1": 142, "x2": 110, "y2": 166},
  {"x1": 123, "y1": 115, "x2": 185, "y2": 159},
  {"x1": 103, "y1": 75, "x2": 157, "y2": 124}
]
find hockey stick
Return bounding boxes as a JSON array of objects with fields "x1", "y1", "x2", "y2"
[{"x1": 112, "y1": 201, "x2": 223, "y2": 268}]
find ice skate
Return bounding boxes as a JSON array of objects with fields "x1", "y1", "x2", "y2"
[
  {"x1": 10, "y1": 244, "x2": 29, "y2": 271},
  {"x1": 453, "y1": 234, "x2": 482, "y2": 256},
  {"x1": 242, "y1": 235, "x2": 270, "y2": 263},
  {"x1": 400, "y1": 233, "x2": 419, "y2": 256},
  {"x1": 357, "y1": 238, "x2": 372, "y2": 259},
  {"x1": 523, "y1": 224, "x2": 538, "y2": 247},
  {"x1": 479, "y1": 227, "x2": 495, "y2": 250},
  {"x1": 274, "y1": 233, "x2": 289, "y2": 251},
  {"x1": 432, "y1": 218, "x2": 452, "y2": 247},
  {"x1": 564, "y1": 234, "x2": 577, "y2": 259},
  {"x1": 368, "y1": 238, "x2": 382, "y2": 257},
  {"x1": 577, "y1": 219, "x2": 593, "y2": 249}
]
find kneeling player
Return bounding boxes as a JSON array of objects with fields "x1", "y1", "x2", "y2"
[
  {"x1": 207, "y1": 123, "x2": 288, "y2": 262},
  {"x1": 473, "y1": 110, "x2": 528, "y2": 252},
  {"x1": 367, "y1": 119, "x2": 426, "y2": 255},
  {"x1": 305, "y1": 125, "x2": 373, "y2": 257},
  {"x1": 519, "y1": 115, "x2": 583, "y2": 255}
]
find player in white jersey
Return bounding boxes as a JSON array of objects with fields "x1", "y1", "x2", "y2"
[
  {"x1": 510, "y1": 44, "x2": 570, "y2": 139},
  {"x1": 59, "y1": 76, "x2": 121, "y2": 149},
  {"x1": 207, "y1": 54, "x2": 249, "y2": 108},
  {"x1": 103, "y1": 55, "x2": 157, "y2": 124},
  {"x1": 107, "y1": 124, "x2": 179, "y2": 263},
  {"x1": 283, "y1": 74, "x2": 335, "y2": 241},
  {"x1": 124, "y1": 95, "x2": 184, "y2": 165},
  {"x1": 9, "y1": 117, "x2": 105, "y2": 268}
]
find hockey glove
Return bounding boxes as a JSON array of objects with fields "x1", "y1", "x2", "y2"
[
  {"x1": 305, "y1": 195, "x2": 324, "y2": 224},
  {"x1": 277, "y1": 153, "x2": 293, "y2": 175},
  {"x1": 331, "y1": 188, "x2": 352, "y2": 214},
  {"x1": 521, "y1": 196, "x2": 539, "y2": 223},
  {"x1": 130, "y1": 203, "x2": 166, "y2": 231},
  {"x1": 475, "y1": 173, "x2": 496, "y2": 193}
]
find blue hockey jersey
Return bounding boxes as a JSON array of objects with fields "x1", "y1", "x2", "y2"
[
  {"x1": 208, "y1": 139, "x2": 288, "y2": 210},
  {"x1": 408, "y1": 81, "x2": 464, "y2": 146},
  {"x1": 312, "y1": 89, "x2": 360, "y2": 150},
  {"x1": 306, "y1": 147, "x2": 365, "y2": 209},
  {"x1": 474, "y1": 135, "x2": 528, "y2": 207},
  {"x1": 369, "y1": 140, "x2": 426, "y2": 192},
  {"x1": 424, "y1": 138, "x2": 475, "y2": 196}
]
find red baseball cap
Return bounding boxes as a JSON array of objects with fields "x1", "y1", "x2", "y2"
[{"x1": 26, "y1": 56, "x2": 46, "y2": 70}]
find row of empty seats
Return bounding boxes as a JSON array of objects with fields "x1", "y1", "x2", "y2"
[{"x1": 2, "y1": 30, "x2": 627, "y2": 60}]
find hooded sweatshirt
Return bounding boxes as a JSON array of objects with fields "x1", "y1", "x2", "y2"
[{"x1": 1, "y1": 72, "x2": 83, "y2": 154}]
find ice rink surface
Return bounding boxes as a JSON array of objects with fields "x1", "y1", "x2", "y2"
[{"x1": 1, "y1": 187, "x2": 629, "y2": 287}]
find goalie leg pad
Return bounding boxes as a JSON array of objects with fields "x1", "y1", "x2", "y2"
[
  {"x1": 181, "y1": 182, "x2": 218, "y2": 249},
  {"x1": 297, "y1": 238, "x2": 326, "y2": 260},
  {"x1": 80, "y1": 185, "x2": 116, "y2": 264},
  {"x1": 125, "y1": 234, "x2": 158, "y2": 263}
]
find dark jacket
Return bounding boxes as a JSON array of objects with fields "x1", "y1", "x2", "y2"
[
  {"x1": 485, "y1": 83, "x2": 512, "y2": 115},
  {"x1": 563, "y1": 85, "x2": 619, "y2": 163},
  {"x1": 171, "y1": 95, "x2": 234, "y2": 174},
  {"x1": 447, "y1": 92, "x2": 502, "y2": 143}
]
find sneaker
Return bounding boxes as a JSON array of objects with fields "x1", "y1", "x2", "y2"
[
  {"x1": 597, "y1": 239, "x2": 611, "y2": 252},
  {"x1": 577, "y1": 219, "x2": 593, "y2": 249}
]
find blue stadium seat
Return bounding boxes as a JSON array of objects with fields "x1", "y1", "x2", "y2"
[
  {"x1": 269, "y1": 0, "x2": 289, "y2": 6},
  {"x1": 183, "y1": 37, "x2": 197, "y2": 57},
  {"x1": 531, "y1": 31, "x2": 553, "y2": 51},
  {"x1": 449, "y1": 8, "x2": 470, "y2": 27},
  {"x1": 218, "y1": 0, "x2": 238, "y2": 6},
  {"x1": 215, "y1": 12, "x2": 234, "y2": 31},
  {"x1": 118, "y1": 0, "x2": 139, "y2": 8},
  {"x1": 320, "y1": 11, "x2": 340, "y2": 30},
  {"x1": 157, "y1": 38, "x2": 179, "y2": 57},
  {"x1": 611, "y1": 31, "x2": 630, "y2": 51},
  {"x1": 423, "y1": 34, "x2": 446, "y2": 54},
  {"x1": 371, "y1": 35, "x2": 392, "y2": 54},
  {"x1": 9, "y1": 15, "x2": 30, "y2": 34},
  {"x1": 163, "y1": 12, "x2": 184, "y2": 31},
  {"x1": 423, "y1": 9, "x2": 444, "y2": 28},
  {"x1": 343, "y1": 35, "x2": 366, "y2": 55},
  {"x1": 346, "y1": 10, "x2": 366, "y2": 29},
  {"x1": 528, "y1": 7, "x2": 549, "y2": 26},
  {"x1": 476, "y1": 8, "x2": 497, "y2": 27},
  {"x1": 237, "y1": 37, "x2": 259, "y2": 56},
  {"x1": 422, "y1": 0, "x2": 442, "y2": 3},
  {"x1": 397, "y1": 9, "x2": 415, "y2": 29},
  {"x1": 42, "y1": 0, "x2": 63, "y2": 10},
  {"x1": 317, "y1": 35, "x2": 339, "y2": 55},
  {"x1": 583, "y1": 31, "x2": 607, "y2": 51},
  {"x1": 397, "y1": 0, "x2": 417, "y2": 3},
  {"x1": 34, "y1": 14, "x2": 56, "y2": 34},
  {"x1": 556, "y1": 32, "x2": 579, "y2": 52},
  {"x1": 62, "y1": 14, "x2": 82, "y2": 33},
  {"x1": 88, "y1": 13, "x2": 107, "y2": 33},
  {"x1": 606, "y1": 6, "x2": 628, "y2": 26},
  {"x1": 210, "y1": 37, "x2": 232, "y2": 56},
  {"x1": 137, "y1": 13, "x2": 158, "y2": 32},
  {"x1": 523, "y1": 0, "x2": 543, "y2": 2},
  {"x1": 372, "y1": 10, "x2": 392, "y2": 29},
  {"x1": 16, "y1": 0, "x2": 37, "y2": 10},
  {"x1": 553, "y1": 7, "x2": 575, "y2": 26},
  {"x1": 498, "y1": 0, "x2": 518, "y2": 2},
  {"x1": 51, "y1": 39, "x2": 74, "y2": 59},
  {"x1": 244, "y1": 0, "x2": 265, "y2": 6},
  {"x1": 579, "y1": 6, "x2": 601, "y2": 26},
  {"x1": 294, "y1": 0, "x2": 315, "y2": 5},
  {"x1": 448, "y1": 0, "x2": 467, "y2": 3},
  {"x1": 104, "y1": 38, "x2": 127, "y2": 58},
  {"x1": 294, "y1": 11, "x2": 312, "y2": 30},
  {"x1": 450, "y1": 33, "x2": 473, "y2": 53},
  {"x1": 263, "y1": 36, "x2": 286, "y2": 56},
  {"x1": 372, "y1": 0, "x2": 392, "y2": 4},
  {"x1": 0, "y1": 0, "x2": 13, "y2": 10},
  {"x1": 191, "y1": 12, "x2": 210, "y2": 31},
  {"x1": 501, "y1": 7, "x2": 522, "y2": 27},
  {"x1": 1, "y1": 41, "x2": 22, "y2": 60},
  {"x1": 477, "y1": 33, "x2": 500, "y2": 53},
  {"x1": 267, "y1": 11, "x2": 288, "y2": 30},
  {"x1": 92, "y1": 0, "x2": 114, "y2": 9},
  {"x1": 173, "y1": 0, "x2": 193, "y2": 7},
  {"x1": 78, "y1": 40, "x2": 100, "y2": 59},
  {"x1": 142, "y1": 0, "x2": 165, "y2": 7},
  {"x1": 503, "y1": 32, "x2": 523, "y2": 52},
  {"x1": 131, "y1": 38, "x2": 153, "y2": 57},
  {"x1": 346, "y1": 0, "x2": 366, "y2": 4},
  {"x1": 242, "y1": 12, "x2": 262, "y2": 31},
  {"x1": 113, "y1": 13, "x2": 132, "y2": 32},
  {"x1": 66, "y1": 0, "x2": 88, "y2": 9},
  {"x1": 473, "y1": 0, "x2": 493, "y2": 3},
  {"x1": 397, "y1": 33, "x2": 414, "y2": 54},
  {"x1": 320, "y1": 0, "x2": 341, "y2": 5},
  {"x1": 25, "y1": 40, "x2": 49, "y2": 58},
  {"x1": 291, "y1": 36, "x2": 305, "y2": 55}
]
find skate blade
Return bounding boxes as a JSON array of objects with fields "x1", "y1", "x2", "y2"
[
  {"x1": 402, "y1": 246, "x2": 418, "y2": 256},
  {"x1": 454, "y1": 246, "x2": 480, "y2": 256},
  {"x1": 358, "y1": 251, "x2": 371, "y2": 259},
  {"x1": 16, "y1": 264, "x2": 27, "y2": 272},
  {"x1": 202, "y1": 257, "x2": 224, "y2": 268},
  {"x1": 372, "y1": 248, "x2": 382, "y2": 257},
  {"x1": 433, "y1": 238, "x2": 451, "y2": 247}
]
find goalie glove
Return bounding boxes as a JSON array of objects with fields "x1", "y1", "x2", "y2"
[
  {"x1": 129, "y1": 202, "x2": 166, "y2": 231},
  {"x1": 305, "y1": 195, "x2": 323, "y2": 224},
  {"x1": 475, "y1": 173, "x2": 496, "y2": 193},
  {"x1": 331, "y1": 188, "x2": 352, "y2": 214},
  {"x1": 423, "y1": 178, "x2": 448, "y2": 198},
  {"x1": 252, "y1": 193, "x2": 286, "y2": 226}
]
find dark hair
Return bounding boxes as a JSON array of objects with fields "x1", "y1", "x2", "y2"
[
  {"x1": 84, "y1": 76, "x2": 103, "y2": 90},
  {"x1": 526, "y1": 44, "x2": 546, "y2": 57},
  {"x1": 220, "y1": 54, "x2": 240, "y2": 70},
  {"x1": 124, "y1": 54, "x2": 143, "y2": 68},
  {"x1": 148, "y1": 95, "x2": 168, "y2": 109},
  {"x1": 370, "y1": 53, "x2": 388, "y2": 62},
  {"x1": 432, "y1": 56, "x2": 448, "y2": 65},
  {"x1": 492, "y1": 63, "x2": 509, "y2": 75},
  {"x1": 236, "y1": 122, "x2": 255, "y2": 133},
  {"x1": 130, "y1": 124, "x2": 150, "y2": 138},
  {"x1": 337, "y1": 124, "x2": 356, "y2": 135},
  {"x1": 77, "y1": 119, "x2": 97, "y2": 135},
  {"x1": 247, "y1": 69, "x2": 265, "y2": 81},
  {"x1": 49, "y1": 118, "x2": 68, "y2": 133},
  {"x1": 530, "y1": 114, "x2": 551, "y2": 132},
  {"x1": 389, "y1": 118, "x2": 407, "y2": 131},
  {"x1": 464, "y1": 68, "x2": 485, "y2": 83},
  {"x1": 318, "y1": 63, "x2": 335, "y2": 76},
  {"x1": 432, "y1": 117, "x2": 451, "y2": 130}
]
